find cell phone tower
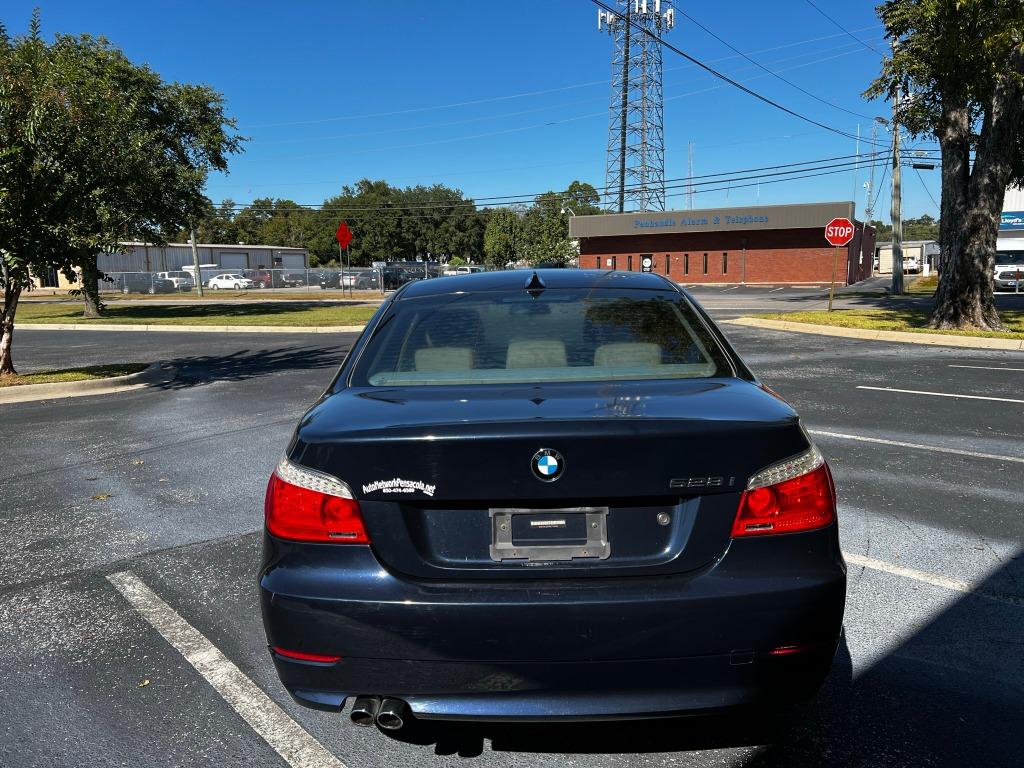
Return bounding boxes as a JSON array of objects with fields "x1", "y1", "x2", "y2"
[{"x1": 598, "y1": 0, "x2": 675, "y2": 212}]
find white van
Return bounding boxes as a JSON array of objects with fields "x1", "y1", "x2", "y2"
[{"x1": 156, "y1": 270, "x2": 195, "y2": 289}]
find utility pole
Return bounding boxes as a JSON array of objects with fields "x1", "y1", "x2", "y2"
[
  {"x1": 687, "y1": 141, "x2": 695, "y2": 210},
  {"x1": 617, "y1": 2, "x2": 630, "y2": 213},
  {"x1": 890, "y1": 39, "x2": 904, "y2": 295},
  {"x1": 864, "y1": 118, "x2": 882, "y2": 222},
  {"x1": 189, "y1": 228, "x2": 204, "y2": 297},
  {"x1": 852, "y1": 124, "x2": 861, "y2": 219}
]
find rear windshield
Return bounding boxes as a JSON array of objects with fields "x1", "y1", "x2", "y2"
[
  {"x1": 997, "y1": 251, "x2": 1024, "y2": 265},
  {"x1": 352, "y1": 288, "x2": 732, "y2": 386}
]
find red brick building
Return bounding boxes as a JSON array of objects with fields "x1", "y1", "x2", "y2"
[{"x1": 569, "y1": 202, "x2": 875, "y2": 285}]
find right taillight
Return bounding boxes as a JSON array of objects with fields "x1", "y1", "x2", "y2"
[
  {"x1": 264, "y1": 458, "x2": 369, "y2": 543},
  {"x1": 732, "y1": 446, "x2": 835, "y2": 537}
]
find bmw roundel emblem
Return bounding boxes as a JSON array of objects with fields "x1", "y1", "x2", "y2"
[{"x1": 531, "y1": 448, "x2": 565, "y2": 482}]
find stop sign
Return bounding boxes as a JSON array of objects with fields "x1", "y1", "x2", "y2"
[{"x1": 824, "y1": 217, "x2": 856, "y2": 247}]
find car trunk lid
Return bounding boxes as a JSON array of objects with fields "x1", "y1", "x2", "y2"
[{"x1": 289, "y1": 379, "x2": 808, "y2": 579}]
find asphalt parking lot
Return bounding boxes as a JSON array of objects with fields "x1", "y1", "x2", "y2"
[{"x1": 2, "y1": 296, "x2": 1022, "y2": 767}]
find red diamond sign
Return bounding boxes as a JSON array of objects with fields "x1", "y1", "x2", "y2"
[
  {"x1": 335, "y1": 221, "x2": 353, "y2": 249},
  {"x1": 824, "y1": 217, "x2": 855, "y2": 247}
]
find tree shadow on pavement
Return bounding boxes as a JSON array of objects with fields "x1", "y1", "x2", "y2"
[
  {"x1": 382, "y1": 554, "x2": 1024, "y2": 767},
  {"x1": 152, "y1": 346, "x2": 344, "y2": 389}
]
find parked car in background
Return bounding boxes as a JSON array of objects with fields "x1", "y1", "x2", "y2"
[
  {"x1": 109, "y1": 273, "x2": 177, "y2": 294},
  {"x1": 280, "y1": 272, "x2": 308, "y2": 288},
  {"x1": 156, "y1": 271, "x2": 194, "y2": 290},
  {"x1": 354, "y1": 271, "x2": 382, "y2": 290},
  {"x1": 244, "y1": 269, "x2": 274, "y2": 289},
  {"x1": 443, "y1": 265, "x2": 485, "y2": 276},
  {"x1": 382, "y1": 267, "x2": 421, "y2": 290},
  {"x1": 207, "y1": 273, "x2": 254, "y2": 290}
]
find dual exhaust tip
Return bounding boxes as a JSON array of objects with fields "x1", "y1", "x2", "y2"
[{"x1": 350, "y1": 696, "x2": 408, "y2": 731}]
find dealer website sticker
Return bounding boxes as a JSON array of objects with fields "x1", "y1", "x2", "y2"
[{"x1": 362, "y1": 478, "x2": 437, "y2": 497}]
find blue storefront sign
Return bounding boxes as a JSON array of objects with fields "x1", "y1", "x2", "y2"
[
  {"x1": 1000, "y1": 211, "x2": 1024, "y2": 230},
  {"x1": 634, "y1": 213, "x2": 770, "y2": 229}
]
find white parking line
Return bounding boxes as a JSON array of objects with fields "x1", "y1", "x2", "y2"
[
  {"x1": 107, "y1": 572, "x2": 347, "y2": 768},
  {"x1": 842, "y1": 552, "x2": 1022, "y2": 607},
  {"x1": 950, "y1": 364, "x2": 1024, "y2": 372},
  {"x1": 769, "y1": 287, "x2": 785, "y2": 292},
  {"x1": 856, "y1": 385, "x2": 1024, "y2": 404},
  {"x1": 722, "y1": 286, "x2": 741, "y2": 291},
  {"x1": 808, "y1": 429, "x2": 1024, "y2": 464},
  {"x1": 843, "y1": 552, "x2": 972, "y2": 593}
]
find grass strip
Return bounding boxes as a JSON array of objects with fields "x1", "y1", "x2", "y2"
[
  {"x1": 12, "y1": 302, "x2": 377, "y2": 327},
  {"x1": 0, "y1": 363, "x2": 149, "y2": 387},
  {"x1": 754, "y1": 308, "x2": 1024, "y2": 340}
]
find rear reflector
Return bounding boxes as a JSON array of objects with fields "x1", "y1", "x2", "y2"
[
  {"x1": 768, "y1": 644, "x2": 809, "y2": 656},
  {"x1": 272, "y1": 646, "x2": 342, "y2": 663},
  {"x1": 732, "y1": 446, "x2": 835, "y2": 537},
  {"x1": 264, "y1": 458, "x2": 369, "y2": 543}
]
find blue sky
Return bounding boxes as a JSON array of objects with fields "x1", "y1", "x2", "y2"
[{"x1": 2, "y1": 0, "x2": 939, "y2": 220}]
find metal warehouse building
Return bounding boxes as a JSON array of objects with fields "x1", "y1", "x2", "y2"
[
  {"x1": 98, "y1": 241, "x2": 308, "y2": 272},
  {"x1": 569, "y1": 202, "x2": 875, "y2": 286},
  {"x1": 34, "y1": 241, "x2": 308, "y2": 288}
]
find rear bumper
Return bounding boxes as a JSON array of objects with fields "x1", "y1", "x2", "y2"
[{"x1": 260, "y1": 527, "x2": 846, "y2": 721}]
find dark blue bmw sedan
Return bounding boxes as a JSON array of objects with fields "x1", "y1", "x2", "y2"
[{"x1": 259, "y1": 269, "x2": 846, "y2": 731}]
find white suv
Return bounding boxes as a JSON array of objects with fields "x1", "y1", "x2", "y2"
[
  {"x1": 208, "y1": 273, "x2": 254, "y2": 290},
  {"x1": 156, "y1": 271, "x2": 194, "y2": 289}
]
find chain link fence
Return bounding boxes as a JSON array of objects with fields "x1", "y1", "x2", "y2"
[{"x1": 95, "y1": 266, "x2": 461, "y2": 295}]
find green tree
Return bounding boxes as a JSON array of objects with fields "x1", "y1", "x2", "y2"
[
  {"x1": 867, "y1": 0, "x2": 1024, "y2": 330},
  {"x1": 904, "y1": 214, "x2": 940, "y2": 241},
  {"x1": 522, "y1": 192, "x2": 576, "y2": 266},
  {"x1": 483, "y1": 208, "x2": 524, "y2": 267},
  {"x1": 175, "y1": 198, "x2": 240, "y2": 244},
  {"x1": 562, "y1": 180, "x2": 602, "y2": 215},
  {"x1": 0, "y1": 14, "x2": 242, "y2": 369},
  {"x1": 868, "y1": 219, "x2": 894, "y2": 242},
  {"x1": 869, "y1": 214, "x2": 939, "y2": 243}
]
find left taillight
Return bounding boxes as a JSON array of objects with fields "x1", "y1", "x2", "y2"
[
  {"x1": 264, "y1": 458, "x2": 369, "y2": 543},
  {"x1": 732, "y1": 446, "x2": 836, "y2": 538}
]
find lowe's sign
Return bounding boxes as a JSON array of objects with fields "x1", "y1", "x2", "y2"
[{"x1": 1001, "y1": 211, "x2": 1024, "y2": 230}]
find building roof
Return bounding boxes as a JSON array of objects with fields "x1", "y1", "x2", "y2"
[
  {"x1": 117, "y1": 241, "x2": 307, "y2": 251},
  {"x1": 568, "y1": 201, "x2": 856, "y2": 239},
  {"x1": 876, "y1": 240, "x2": 938, "y2": 247},
  {"x1": 398, "y1": 268, "x2": 672, "y2": 299}
]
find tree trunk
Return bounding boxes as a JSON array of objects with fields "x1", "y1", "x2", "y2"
[
  {"x1": 930, "y1": 50, "x2": 1024, "y2": 331},
  {"x1": 0, "y1": 283, "x2": 21, "y2": 376},
  {"x1": 80, "y1": 256, "x2": 103, "y2": 318}
]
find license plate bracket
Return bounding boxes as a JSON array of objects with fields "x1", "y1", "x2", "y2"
[{"x1": 489, "y1": 507, "x2": 610, "y2": 562}]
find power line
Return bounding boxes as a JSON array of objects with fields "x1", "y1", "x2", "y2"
[
  {"x1": 590, "y1": 0, "x2": 889, "y2": 149},
  {"x1": 676, "y1": 8, "x2": 878, "y2": 121},
  {"x1": 249, "y1": 23, "x2": 887, "y2": 130},
  {"x1": 255, "y1": 38, "x2": 880, "y2": 150},
  {"x1": 207, "y1": 154, "x2": 900, "y2": 215},
  {"x1": 265, "y1": 41, "x2": 886, "y2": 164},
  {"x1": 299, "y1": 161, "x2": 893, "y2": 221},
  {"x1": 803, "y1": 0, "x2": 886, "y2": 56},
  {"x1": 915, "y1": 168, "x2": 940, "y2": 210}
]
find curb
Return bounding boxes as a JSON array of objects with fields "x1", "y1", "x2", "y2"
[
  {"x1": 0, "y1": 362, "x2": 171, "y2": 405},
  {"x1": 17, "y1": 323, "x2": 367, "y2": 334},
  {"x1": 725, "y1": 317, "x2": 1024, "y2": 351}
]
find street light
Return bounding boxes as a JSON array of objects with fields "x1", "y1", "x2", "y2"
[{"x1": 561, "y1": 206, "x2": 579, "y2": 269}]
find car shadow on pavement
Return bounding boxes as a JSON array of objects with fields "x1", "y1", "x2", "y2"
[
  {"x1": 382, "y1": 554, "x2": 1023, "y2": 767},
  {"x1": 152, "y1": 346, "x2": 344, "y2": 389}
]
